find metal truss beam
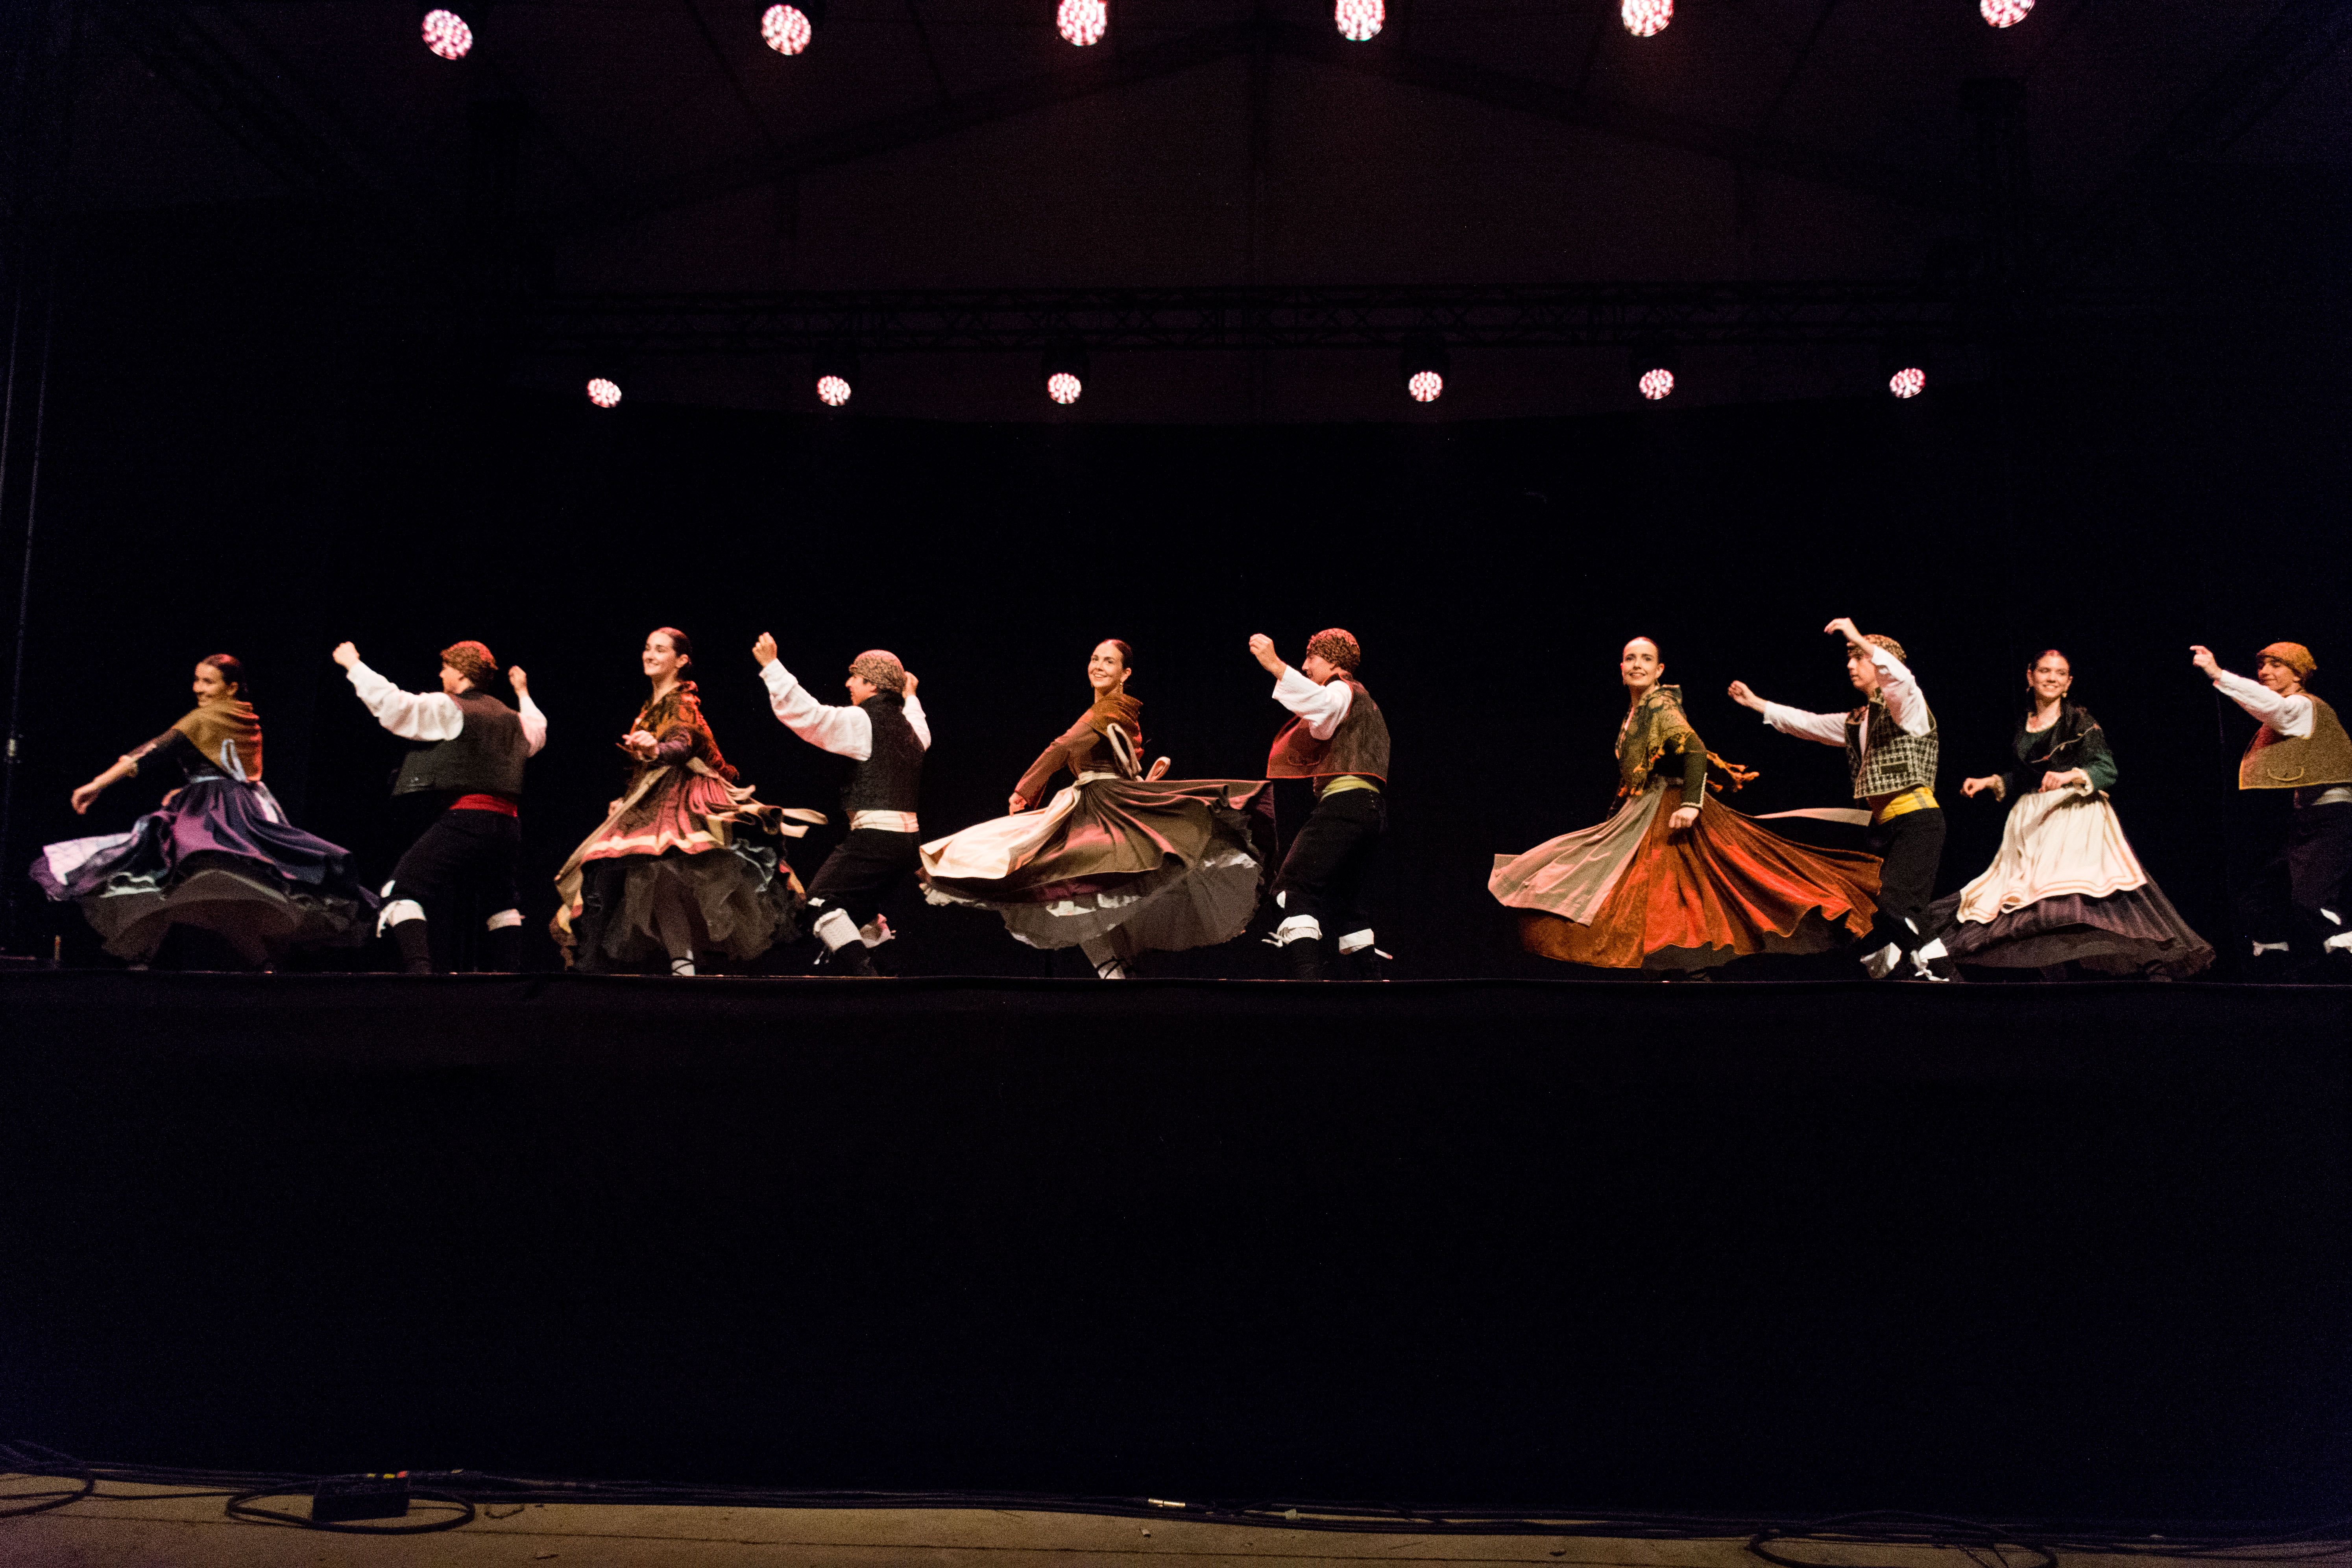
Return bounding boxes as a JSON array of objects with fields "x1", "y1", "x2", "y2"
[{"x1": 514, "y1": 280, "x2": 2144, "y2": 357}]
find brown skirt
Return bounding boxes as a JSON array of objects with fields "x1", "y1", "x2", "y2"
[
  {"x1": 922, "y1": 774, "x2": 1271, "y2": 953},
  {"x1": 1495, "y1": 783, "x2": 1882, "y2": 971}
]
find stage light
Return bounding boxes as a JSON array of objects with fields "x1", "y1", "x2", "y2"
[
  {"x1": 1400, "y1": 337, "x2": 1449, "y2": 404},
  {"x1": 1639, "y1": 367, "x2": 1675, "y2": 401},
  {"x1": 1042, "y1": 344, "x2": 1089, "y2": 405},
  {"x1": 421, "y1": 7, "x2": 473, "y2": 58},
  {"x1": 586, "y1": 377, "x2": 621, "y2": 408},
  {"x1": 1057, "y1": 0, "x2": 1105, "y2": 46},
  {"x1": 761, "y1": 3, "x2": 813, "y2": 54},
  {"x1": 816, "y1": 374, "x2": 851, "y2": 406},
  {"x1": 1335, "y1": 0, "x2": 1383, "y2": 42},
  {"x1": 813, "y1": 345, "x2": 858, "y2": 408},
  {"x1": 1980, "y1": 0, "x2": 2032, "y2": 26},
  {"x1": 1620, "y1": 0, "x2": 1670, "y2": 37},
  {"x1": 1888, "y1": 366, "x2": 1926, "y2": 399}
]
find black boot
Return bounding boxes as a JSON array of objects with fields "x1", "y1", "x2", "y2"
[
  {"x1": 1282, "y1": 935, "x2": 1328, "y2": 981},
  {"x1": 392, "y1": 919, "x2": 434, "y2": 976},
  {"x1": 828, "y1": 939, "x2": 878, "y2": 976}
]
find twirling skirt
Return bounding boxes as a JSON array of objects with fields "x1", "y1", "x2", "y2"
[
  {"x1": 1492, "y1": 781, "x2": 1882, "y2": 971},
  {"x1": 30, "y1": 775, "x2": 375, "y2": 964},
  {"x1": 552, "y1": 763, "x2": 823, "y2": 967},
  {"x1": 1925, "y1": 785, "x2": 2212, "y2": 978},
  {"x1": 920, "y1": 774, "x2": 1272, "y2": 954}
]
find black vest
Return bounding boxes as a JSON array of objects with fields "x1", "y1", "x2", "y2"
[
  {"x1": 393, "y1": 692, "x2": 530, "y2": 798},
  {"x1": 841, "y1": 693, "x2": 923, "y2": 815}
]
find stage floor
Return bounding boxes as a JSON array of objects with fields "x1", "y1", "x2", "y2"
[{"x1": 3, "y1": 974, "x2": 2347, "y2": 1524}]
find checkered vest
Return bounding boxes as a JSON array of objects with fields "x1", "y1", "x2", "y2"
[{"x1": 1844, "y1": 697, "x2": 1938, "y2": 799}]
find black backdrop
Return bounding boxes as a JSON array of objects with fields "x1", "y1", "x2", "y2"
[{"x1": 9, "y1": 199, "x2": 2351, "y2": 976}]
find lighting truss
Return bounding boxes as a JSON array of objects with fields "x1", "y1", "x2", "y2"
[{"x1": 514, "y1": 281, "x2": 2142, "y2": 357}]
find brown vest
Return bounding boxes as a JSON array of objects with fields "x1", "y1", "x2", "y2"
[
  {"x1": 1267, "y1": 676, "x2": 1389, "y2": 783},
  {"x1": 2239, "y1": 694, "x2": 2352, "y2": 790}
]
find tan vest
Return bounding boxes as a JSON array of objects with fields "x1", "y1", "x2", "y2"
[{"x1": 2239, "y1": 694, "x2": 2352, "y2": 790}]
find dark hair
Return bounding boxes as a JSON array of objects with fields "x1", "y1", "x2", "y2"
[
  {"x1": 199, "y1": 653, "x2": 251, "y2": 703},
  {"x1": 651, "y1": 626, "x2": 695, "y2": 673},
  {"x1": 1099, "y1": 637, "x2": 1134, "y2": 669}
]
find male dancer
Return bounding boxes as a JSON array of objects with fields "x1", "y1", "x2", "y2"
[
  {"x1": 1250, "y1": 628, "x2": 1390, "y2": 980},
  {"x1": 1728, "y1": 616, "x2": 1953, "y2": 980},
  {"x1": 754, "y1": 633, "x2": 929, "y2": 975},
  {"x1": 334, "y1": 638, "x2": 547, "y2": 973},
  {"x1": 2193, "y1": 640, "x2": 2352, "y2": 978}
]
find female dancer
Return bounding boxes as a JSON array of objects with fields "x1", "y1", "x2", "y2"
[
  {"x1": 552, "y1": 628, "x2": 821, "y2": 975},
  {"x1": 1927, "y1": 649, "x2": 2211, "y2": 978},
  {"x1": 32, "y1": 654, "x2": 374, "y2": 966},
  {"x1": 1490, "y1": 637, "x2": 1881, "y2": 974},
  {"x1": 920, "y1": 639, "x2": 1269, "y2": 978}
]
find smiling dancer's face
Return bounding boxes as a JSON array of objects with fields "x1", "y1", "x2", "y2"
[
  {"x1": 2256, "y1": 654, "x2": 2304, "y2": 695},
  {"x1": 2027, "y1": 653, "x2": 2071, "y2": 705},
  {"x1": 1620, "y1": 639, "x2": 1662, "y2": 695},
  {"x1": 642, "y1": 631, "x2": 687, "y2": 684},
  {"x1": 192, "y1": 662, "x2": 236, "y2": 705},
  {"x1": 1087, "y1": 641, "x2": 1128, "y2": 694}
]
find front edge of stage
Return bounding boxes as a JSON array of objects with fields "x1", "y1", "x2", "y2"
[{"x1": 3, "y1": 973, "x2": 2346, "y2": 1523}]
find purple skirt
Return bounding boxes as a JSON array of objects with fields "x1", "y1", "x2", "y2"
[
  {"x1": 1926, "y1": 881, "x2": 2213, "y2": 979},
  {"x1": 31, "y1": 775, "x2": 375, "y2": 964}
]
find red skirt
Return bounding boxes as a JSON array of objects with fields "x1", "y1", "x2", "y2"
[{"x1": 1498, "y1": 784, "x2": 1881, "y2": 971}]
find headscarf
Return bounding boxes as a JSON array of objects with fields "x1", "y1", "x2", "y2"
[
  {"x1": 850, "y1": 650, "x2": 907, "y2": 694},
  {"x1": 1848, "y1": 632, "x2": 1907, "y2": 665},
  {"x1": 2260, "y1": 641, "x2": 2317, "y2": 680},
  {"x1": 440, "y1": 640, "x2": 497, "y2": 687},
  {"x1": 1305, "y1": 628, "x2": 1361, "y2": 673}
]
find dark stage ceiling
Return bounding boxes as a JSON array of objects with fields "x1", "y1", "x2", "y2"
[{"x1": 38, "y1": 0, "x2": 2352, "y2": 417}]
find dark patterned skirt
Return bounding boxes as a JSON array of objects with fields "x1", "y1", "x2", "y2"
[
  {"x1": 30, "y1": 775, "x2": 375, "y2": 965},
  {"x1": 921, "y1": 774, "x2": 1272, "y2": 954}
]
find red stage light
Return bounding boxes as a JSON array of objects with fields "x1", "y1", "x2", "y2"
[
  {"x1": 1407, "y1": 370, "x2": 1443, "y2": 403},
  {"x1": 1888, "y1": 366, "x2": 1926, "y2": 399},
  {"x1": 1335, "y1": 0, "x2": 1383, "y2": 42},
  {"x1": 421, "y1": 8, "x2": 473, "y2": 58},
  {"x1": 1057, "y1": 0, "x2": 1106, "y2": 46},
  {"x1": 761, "y1": 4, "x2": 813, "y2": 53},
  {"x1": 1979, "y1": 0, "x2": 2033, "y2": 26},
  {"x1": 1620, "y1": 0, "x2": 1671, "y2": 37},
  {"x1": 1639, "y1": 368, "x2": 1675, "y2": 401},
  {"x1": 1047, "y1": 371, "x2": 1083, "y2": 404},
  {"x1": 586, "y1": 377, "x2": 621, "y2": 408},
  {"x1": 817, "y1": 374, "x2": 852, "y2": 407}
]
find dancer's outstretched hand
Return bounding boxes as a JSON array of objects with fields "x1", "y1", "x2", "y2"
[
  {"x1": 2189, "y1": 644, "x2": 2219, "y2": 676},
  {"x1": 507, "y1": 665, "x2": 529, "y2": 694},
  {"x1": 331, "y1": 641, "x2": 360, "y2": 670},
  {"x1": 1824, "y1": 616, "x2": 1863, "y2": 644},
  {"x1": 1960, "y1": 775, "x2": 2000, "y2": 797},
  {"x1": 1247, "y1": 633, "x2": 1284, "y2": 676},
  {"x1": 902, "y1": 671, "x2": 919, "y2": 698},
  {"x1": 70, "y1": 780, "x2": 103, "y2": 815},
  {"x1": 752, "y1": 632, "x2": 778, "y2": 667},
  {"x1": 1726, "y1": 679, "x2": 1762, "y2": 711},
  {"x1": 1007, "y1": 792, "x2": 1028, "y2": 815}
]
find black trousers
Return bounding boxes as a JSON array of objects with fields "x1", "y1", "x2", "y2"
[
  {"x1": 389, "y1": 808, "x2": 521, "y2": 919},
  {"x1": 1865, "y1": 807, "x2": 1945, "y2": 954},
  {"x1": 2237, "y1": 799, "x2": 2352, "y2": 963},
  {"x1": 807, "y1": 828, "x2": 923, "y2": 929},
  {"x1": 1273, "y1": 788, "x2": 1386, "y2": 939}
]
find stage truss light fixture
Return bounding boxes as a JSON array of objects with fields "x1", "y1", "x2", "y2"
[
  {"x1": 1888, "y1": 365, "x2": 1926, "y2": 399},
  {"x1": 761, "y1": 3, "x2": 814, "y2": 54},
  {"x1": 586, "y1": 377, "x2": 622, "y2": 408},
  {"x1": 1620, "y1": 0, "x2": 1671, "y2": 37},
  {"x1": 1980, "y1": 0, "x2": 2033, "y2": 26},
  {"x1": 1335, "y1": 0, "x2": 1383, "y2": 42},
  {"x1": 1043, "y1": 344, "x2": 1089, "y2": 404},
  {"x1": 812, "y1": 344, "x2": 859, "y2": 406},
  {"x1": 420, "y1": 7, "x2": 474, "y2": 58},
  {"x1": 1401, "y1": 338, "x2": 1449, "y2": 403},
  {"x1": 1639, "y1": 367, "x2": 1675, "y2": 400},
  {"x1": 1057, "y1": 0, "x2": 1106, "y2": 46}
]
